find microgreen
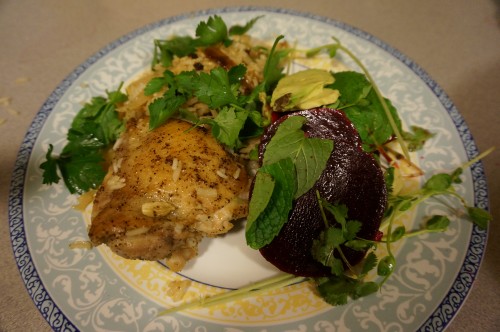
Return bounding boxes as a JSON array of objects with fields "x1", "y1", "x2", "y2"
[
  {"x1": 402, "y1": 126, "x2": 435, "y2": 151},
  {"x1": 310, "y1": 193, "x2": 380, "y2": 304},
  {"x1": 307, "y1": 38, "x2": 411, "y2": 161}
]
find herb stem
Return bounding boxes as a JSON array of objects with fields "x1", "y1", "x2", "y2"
[
  {"x1": 461, "y1": 146, "x2": 495, "y2": 170},
  {"x1": 335, "y1": 41, "x2": 411, "y2": 162},
  {"x1": 337, "y1": 246, "x2": 355, "y2": 273},
  {"x1": 157, "y1": 274, "x2": 304, "y2": 316},
  {"x1": 316, "y1": 190, "x2": 329, "y2": 228}
]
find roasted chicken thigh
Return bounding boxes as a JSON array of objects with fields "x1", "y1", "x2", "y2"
[{"x1": 89, "y1": 117, "x2": 249, "y2": 271}]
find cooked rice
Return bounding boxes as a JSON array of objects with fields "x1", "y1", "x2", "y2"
[{"x1": 116, "y1": 34, "x2": 273, "y2": 160}]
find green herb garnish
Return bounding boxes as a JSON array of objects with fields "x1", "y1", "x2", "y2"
[
  {"x1": 40, "y1": 84, "x2": 127, "y2": 194},
  {"x1": 307, "y1": 38, "x2": 411, "y2": 160},
  {"x1": 151, "y1": 15, "x2": 263, "y2": 69},
  {"x1": 245, "y1": 116, "x2": 334, "y2": 249}
]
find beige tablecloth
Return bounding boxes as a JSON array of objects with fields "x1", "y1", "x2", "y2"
[{"x1": 1, "y1": 1, "x2": 499, "y2": 331}]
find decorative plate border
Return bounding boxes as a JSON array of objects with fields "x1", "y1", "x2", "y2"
[{"x1": 8, "y1": 6, "x2": 489, "y2": 332}]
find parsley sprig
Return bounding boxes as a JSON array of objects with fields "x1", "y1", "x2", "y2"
[
  {"x1": 40, "y1": 84, "x2": 127, "y2": 194},
  {"x1": 144, "y1": 31, "x2": 291, "y2": 150},
  {"x1": 310, "y1": 194, "x2": 380, "y2": 305},
  {"x1": 143, "y1": 64, "x2": 266, "y2": 149},
  {"x1": 151, "y1": 15, "x2": 263, "y2": 69}
]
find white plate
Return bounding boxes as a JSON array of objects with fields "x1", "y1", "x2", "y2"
[{"x1": 8, "y1": 7, "x2": 490, "y2": 332}]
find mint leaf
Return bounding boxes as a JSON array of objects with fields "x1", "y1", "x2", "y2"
[
  {"x1": 263, "y1": 116, "x2": 333, "y2": 198},
  {"x1": 246, "y1": 172, "x2": 275, "y2": 226},
  {"x1": 245, "y1": 158, "x2": 296, "y2": 249},
  {"x1": 293, "y1": 138, "x2": 333, "y2": 198}
]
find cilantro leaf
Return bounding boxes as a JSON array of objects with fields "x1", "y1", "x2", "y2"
[
  {"x1": 70, "y1": 91, "x2": 125, "y2": 145},
  {"x1": 144, "y1": 76, "x2": 169, "y2": 96},
  {"x1": 345, "y1": 220, "x2": 362, "y2": 241},
  {"x1": 58, "y1": 151, "x2": 107, "y2": 193},
  {"x1": 40, "y1": 144, "x2": 60, "y2": 184},
  {"x1": 195, "y1": 67, "x2": 239, "y2": 108},
  {"x1": 149, "y1": 91, "x2": 187, "y2": 130},
  {"x1": 201, "y1": 106, "x2": 248, "y2": 149},
  {"x1": 227, "y1": 64, "x2": 247, "y2": 85},
  {"x1": 311, "y1": 227, "x2": 346, "y2": 276},
  {"x1": 228, "y1": 16, "x2": 264, "y2": 35},
  {"x1": 40, "y1": 85, "x2": 127, "y2": 194},
  {"x1": 151, "y1": 37, "x2": 197, "y2": 68},
  {"x1": 315, "y1": 275, "x2": 378, "y2": 306},
  {"x1": 195, "y1": 15, "x2": 230, "y2": 46},
  {"x1": 360, "y1": 252, "x2": 378, "y2": 276},
  {"x1": 151, "y1": 16, "x2": 261, "y2": 69}
]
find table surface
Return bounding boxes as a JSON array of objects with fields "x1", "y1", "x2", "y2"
[{"x1": 1, "y1": 1, "x2": 499, "y2": 331}]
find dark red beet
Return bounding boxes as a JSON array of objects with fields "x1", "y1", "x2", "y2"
[{"x1": 257, "y1": 108, "x2": 387, "y2": 277}]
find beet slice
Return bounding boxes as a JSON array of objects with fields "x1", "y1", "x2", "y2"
[{"x1": 257, "y1": 108, "x2": 387, "y2": 277}]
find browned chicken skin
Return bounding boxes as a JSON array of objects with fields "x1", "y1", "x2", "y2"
[{"x1": 89, "y1": 118, "x2": 249, "y2": 271}]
